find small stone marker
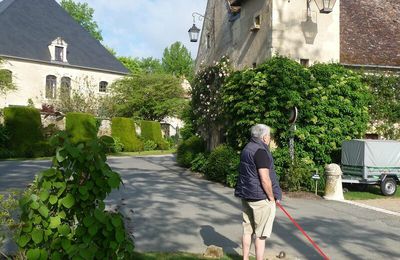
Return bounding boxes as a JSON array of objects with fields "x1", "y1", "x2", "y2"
[
  {"x1": 324, "y1": 163, "x2": 344, "y2": 201},
  {"x1": 203, "y1": 245, "x2": 224, "y2": 258}
]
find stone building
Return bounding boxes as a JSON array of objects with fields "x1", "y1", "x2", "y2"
[
  {"x1": 0, "y1": 0, "x2": 129, "y2": 108},
  {"x1": 195, "y1": 0, "x2": 400, "y2": 71}
]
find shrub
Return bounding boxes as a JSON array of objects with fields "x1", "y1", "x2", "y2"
[
  {"x1": 204, "y1": 145, "x2": 240, "y2": 187},
  {"x1": 111, "y1": 117, "x2": 143, "y2": 152},
  {"x1": 65, "y1": 112, "x2": 97, "y2": 144},
  {"x1": 140, "y1": 120, "x2": 168, "y2": 150},
  {"x1": 4, "y1": 106, "x2": 43, "y2": 157},
  {"x1": 190, "y1": 153, "x2": 208, "y2": 173},
  {"x1": 17, "y1": 133, "x2": 134, "y2": 259},
  {"x1": 112, "y1": 137, "x2": 124, "y2": 153},
  {"x1": 176, "y1": 136, "x2": 206, "y2": 167},
  {"x1": 42, "y1": 123, "x2": 60, "y2": 139},
  {"x1": 143, "y1": 140, "x2": 157, "y2": 151}
]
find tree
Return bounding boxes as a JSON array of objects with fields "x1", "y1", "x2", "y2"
[
  {"x1": 60, "y1": 0, "x2": 103, "y2": 41},
  {"x1": 162, "y1": 42, "x2": 194, "y2": 79},
  {"x1": 139, "y1": 57, "x2": 164, "y2": 74},
  {"x1": 0, "y1": 58, "x2": 16, "y2": 94},
  {"x1": 111, "y1": 73, "x2": 186, "y2": 121},
  {"x1": 118, "y1": 56, "x2": 142, "y2": 74}
]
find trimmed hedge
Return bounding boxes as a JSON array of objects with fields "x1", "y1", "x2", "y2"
[
  {"x1": 140, "y1": 120, "x2": 168, "y2": 150},
  {"x1": 66, "y1": 112, "x2": 97, "y2": 143},
  {"x1": 111, "y1": 117, "x2": 143, "y2": 152},
  {"x1": 205, "y1": 145, "x2": 240, "y2": 187},
  {"x1": 176, "y1": 136, "x2": 206, "y2": 167},
  {"x1": 4, "y1": 106, "x2": 42, "y2": 157}
]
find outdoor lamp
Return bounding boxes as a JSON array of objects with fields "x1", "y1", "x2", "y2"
[
  {"x1": 188, "y1": 23, "x2": 201, "y2": 43},
  {"x1": 313, "y1": 0, "x2": 337, "y2": 14}
]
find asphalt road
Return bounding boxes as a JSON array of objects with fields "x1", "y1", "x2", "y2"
[{"x1": 1, "y1": 156, "x2": 400, "y2": 259}]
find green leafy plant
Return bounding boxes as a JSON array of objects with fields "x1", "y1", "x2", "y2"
[
  {"x1": 140, "y1": 121, "x2": 169, "y2": 150},
  {"x1": 17, "y1": 132, "x2": 134, "y2": 259},
  {"x1": 190, "y1": 153, "x2": 208, "y2": 173},
  {"x1": 65, "y1": 112, "x2": 98, "y2": 144},
  {"x1": 111, "y1": 137, "x2": 124, "y2": 153},
  {"x1": 0, "y1": 191, "x2": 21, "y2": 258},
  {"x1": 176, "y1": 136, "x2": 206, "y2": 167},
  {"x1": 143, "y1": 140, "x2": 157, "y2": 151},
  {"x1": 204, "y1": 145, "x2": 239, "y2": 187}
]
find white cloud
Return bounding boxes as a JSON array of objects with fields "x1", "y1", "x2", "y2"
[{"x1": 78, "y1": 0, "x2": 208, "y2": 59}]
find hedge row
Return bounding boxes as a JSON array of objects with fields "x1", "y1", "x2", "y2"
[
  {"x1": 140, "y1": 120, "x2": 169, "y2": 150},
  {"x1": 112, "y1": 117, "x2": 143, "y2": 152}
]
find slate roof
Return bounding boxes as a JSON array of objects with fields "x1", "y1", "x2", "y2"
[{"x1": 0, "y1": 0, "x2": 129, "y2": 74}]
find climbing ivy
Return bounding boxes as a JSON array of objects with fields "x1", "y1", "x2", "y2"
[{"x1": 17, "y1": 132, "x2": 134, "y2": 259}]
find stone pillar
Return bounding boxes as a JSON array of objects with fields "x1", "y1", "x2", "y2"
[{"x1": 324, "y1": 163, "x2": 344, "y2": 201}]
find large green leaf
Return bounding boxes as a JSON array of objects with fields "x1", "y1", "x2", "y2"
[
  {"x1": 33, "y1": 215, "x2": 42, "y2": 225},
  {"x1": 111, "y1": 215, "x2": 122, "y2": 227},
  {"x1": 17, "y1": 234, "x2": 31, "y2": 247},
  {"x1": 49, "y1": 216, "x2": 61, "y2": 229},
  {"x1": 107, "y1": 173, "x2": 121, "y2": 189},
  {"x1": 39, "y1": 190, "x2": 49, "y2": 202},
  {"x1": 30, "y1": 200, "x2": 40, "y2": 210},
  {"x1": 38, "y1": 205, "x2": 49, "y2": 218},
  {"x1": 61, "y1": 194, "x2": 75, "y2": 209},
  {"x1": 88, "y1": 224, "x2": 98, "y2": 236},
  {"x1": 42, "y1": 168, "x2": 56, "y2": 177},
  {"x1": 22, "y1": 222, "x2": 33, "y2": 232},
  {"x1": 26, "y1": 248, "x2": 40, "y2": 260},
  {"x1": 94, "y1": 209, "x2": 106, "y2": 223},
  {"x1": 49, "y1": 195, "x2": 58, "y2": 205},
  {"x1": 83, "y1": 215, "x2": 95, "y2": 227},
  {"x1": 58, "y1": 224, "x2": 70, "y2": 236},
  {"x1": 115, "y1": 228, "x2": 125, "y2": 243},
  {"x1": 31, "y1": 228, "x2": 43, "y2": 244},
  {"x1": 61, "y1": 238, "x2": 71, "y2": 251}
]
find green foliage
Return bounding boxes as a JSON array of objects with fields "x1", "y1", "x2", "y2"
[
  {"x1": 162, "y1": 42, "x2": 194, "y2": 79},
  {"x1": 223, "y1": 57, "x2": 370, "y2": 180},
  {"x1": 176, "y1": 136, "x2": 206, "y2": 167},
  {"x1": 140, "y1": 121, "x2": 168, "y2": 150},
  {"x1": 17, "y1": 132, "x2": 134, "y2": 259},
  {"x1": 4, "y1": 106, "x2": 43, "y2": 157},
  {"x1": 112, "y1": 73, "x2": 186, "y2": 121},
  {"x1": 138, "y1": 57, "x2": 164, "y2": 74},
  {"x1": 118, "y1": 56, "x2": 142, "y2": 74},
  {"x1": 190, "y1": 153, "x2": 208, "y2": 173},
  {"x1": 111, "y1": 137, "x2": 124, "y2": 153},
  {"x1": 0, "y1": 123, "x2": 11, "y2": 158},
  {"x1": 42, "y1": 124, "x2": 60, "y2": 139},
  {"x1": 66, "y1": 112, "x2": 98, "y2": 144},
  {"x1": 204, "y1": 145, "x2": 239, "y2": 187},
  {"x1": 363, "y1": 74, "x2": 400, "y2": 139},
  {"x1": 143, "y1": 140, "x2": 157, "y2": 151},
  {"x1": 60, "y1": 0, "x2": 103, "y2": 41},
  {"x1": 111, "y1": 117, "x2": 143, "y2": 152},
  {"x1": 0, "y1": 191, "x2": 20, "y2": 253}
]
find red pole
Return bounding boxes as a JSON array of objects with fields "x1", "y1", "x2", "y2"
[{"x1": 276, "y1": 202, "x2": 330, "y2": 260}]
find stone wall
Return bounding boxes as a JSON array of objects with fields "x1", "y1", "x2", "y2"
[{"x1": 341, "y1": 0, "x2": 400, "y2": 66}]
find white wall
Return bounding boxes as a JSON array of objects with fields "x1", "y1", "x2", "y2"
[{"x1": 0, "y1": 58, "x2": 125, "y2": 108}]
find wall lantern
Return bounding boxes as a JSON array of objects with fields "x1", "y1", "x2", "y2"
[
  {"x1": 188, "y1": 24, "x2": 201, "y2": 43},
  {"x1": 188, "y1": 12, "x2": 213, "y2": 43},
  {"x1": 313, "y1": 0, "x2": 337, "y2": 14}
]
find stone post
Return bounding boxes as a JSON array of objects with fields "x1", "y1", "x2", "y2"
[{"x1": 324, "y1": 163, "x2": 344, "y2": 201}]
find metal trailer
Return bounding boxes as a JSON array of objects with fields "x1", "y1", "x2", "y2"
[{"x1": 341, "y1": 139, "x2": 400, "y2": 196}]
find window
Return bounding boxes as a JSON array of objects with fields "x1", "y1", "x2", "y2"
[
  {"x1": 60, "y1": 77, "x2": 71, "y2": 98},
  {"x1": 45, "y1": 75, "x2": 57, "y2": 99},
  {"x1": 0, "y1": 69, "x2": 12, "y2": 85},
  {"x1": 99, "y1": 81, "x2": 108, "y2": 92},
  {"x1": 300, "y1": 59, "x2": 310, "y2": 67},
  {"x1": 251, "y1": 15, "x2": 261, "y2": 31},
  {"x1": 55, "y1": 46, "x2": 64, "y2": 62}
]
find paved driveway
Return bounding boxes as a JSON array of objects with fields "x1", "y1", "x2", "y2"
[{"x1": 1, "y1": 156, "x2": 400, "y2": 259}]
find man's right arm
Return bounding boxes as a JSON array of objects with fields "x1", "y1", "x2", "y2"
[{"x1": 258, "y1": 168, "x2": 275, "y2": 202}]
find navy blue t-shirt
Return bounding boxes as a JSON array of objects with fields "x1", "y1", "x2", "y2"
[{"x1": 254, "y1": 149, "x2": 272, "y2": 169}]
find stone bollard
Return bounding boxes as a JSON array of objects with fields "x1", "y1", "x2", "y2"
[{"x1": 324, "y1": 163, "x2": 344, "y2": 201}]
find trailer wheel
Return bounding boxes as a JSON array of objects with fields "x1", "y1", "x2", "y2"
[{"x1": 380, "y1": 178, "x2": 397, "y2": 196}]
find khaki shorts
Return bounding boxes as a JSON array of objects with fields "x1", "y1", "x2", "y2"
[{"x1": 241, "y1": 199, "x2": 276, "y2": 238}]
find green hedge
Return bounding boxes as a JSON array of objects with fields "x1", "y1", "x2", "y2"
[
  {"x1": 140, "y1": 120, "x2": 168, "y2": 150},
  {"x1": 112, "y1": 117, "x2": 143, "y2": 152},
  {"x1": 65, "y1": 112, "x2": 97, "y2": 143},
  {"x1": 4, "y1": 106, "x2": 42, "y2": 157},
  {"x1": 176, "y1": 136, "x2": 206, "y2": 167},
  {"x1": 205, "y1": 145, "x2": 239, "y2": 187}
]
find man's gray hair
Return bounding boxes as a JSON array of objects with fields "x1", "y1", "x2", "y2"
[{"x1": 251, "y1": 124, "x2": 271, "y2": 139}]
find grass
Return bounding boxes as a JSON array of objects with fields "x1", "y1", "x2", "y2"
[
  {"x1": 344, "y1": 185, "x2": 400, "y2": 200},
  {"x1": 132, "y1": 252, "x2": 244, "y2": 260}
]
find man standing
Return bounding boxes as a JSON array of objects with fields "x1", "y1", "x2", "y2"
[{"x1": 235, "y1": 124, "x2": 282, "y2": 260}]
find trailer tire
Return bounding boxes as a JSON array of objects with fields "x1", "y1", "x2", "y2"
[{"x1": 380, "y1": 178, "x2": 397, "y2": 196}]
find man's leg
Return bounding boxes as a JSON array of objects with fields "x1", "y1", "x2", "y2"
[
  {"x1": 242, "y1": 233, "x2": 252, "y2": 260},
  {"x1": 254, "y1": 236, "x2": 266, "y2": 260}
]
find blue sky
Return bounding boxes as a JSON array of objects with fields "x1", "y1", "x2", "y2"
[{"x1": 68, "y1": 0, "x2": 208, "y2": 59}]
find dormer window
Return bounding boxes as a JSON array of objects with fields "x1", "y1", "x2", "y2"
[{"x1": 49, "y1": 37, "x2": 68, "y2": 63}]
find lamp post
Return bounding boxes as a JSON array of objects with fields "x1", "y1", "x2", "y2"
[
  {"x1": 313, "y1": 0, "x2": 337, "y2": 14},
  {"x1": 188, "y1": 12, "x2": 213, "y2": 43}
]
